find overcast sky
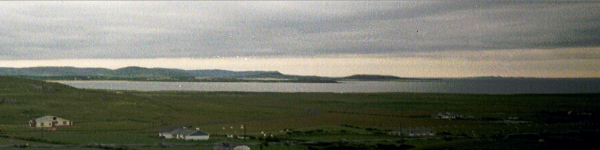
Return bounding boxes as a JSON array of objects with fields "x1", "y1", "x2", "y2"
[{"x1": 0, "y1": 1, "x2": 599, "y2": 77}]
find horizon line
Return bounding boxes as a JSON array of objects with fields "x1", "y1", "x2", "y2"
[{"x1": 1, "y1": 66, "x2": 599, "y2": 79}]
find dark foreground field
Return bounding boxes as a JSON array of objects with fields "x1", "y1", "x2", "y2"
[{"x1": 1, "y1": 76, "x2": 599, "y2": 149}]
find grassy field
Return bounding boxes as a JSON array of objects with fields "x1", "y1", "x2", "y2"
[{"x1": 1, "y1": 76, "x2": 599, "y2": 149}]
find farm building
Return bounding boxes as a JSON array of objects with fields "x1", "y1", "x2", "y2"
[
  {"x1": 431, "y1": 112, "x2": 476, "y2": 120},
  {"x1": 29, "y1": 115, "x2": 72, "y2": 128},
  {"x1": 159, "y1": 127, "x2": 209, "y2": 140},
  {"x1": 389, "y1": 127, "x2": 435, "y2": 137},
  {"x1": 432, "y1": 112, "x2": 462, "y2": 119}
]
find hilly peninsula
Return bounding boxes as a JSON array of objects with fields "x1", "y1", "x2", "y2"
[{"x1": 0, "y1": 66, "x2": 411, "y2": 83}]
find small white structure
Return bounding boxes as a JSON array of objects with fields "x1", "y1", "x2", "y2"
[
  {"x1": 159, "y1": 127, "x2": 209, "y2": 140},
  {"x1": 29, "y1": 115, "x2": 72, "y2": 128},
  {"x1": 234, "y1": 145, "x2": 251, "y2": 150},
  {"x1": 389, "y1": 127, "x2": 435, "y2": 137},
  {"x1": 431, "y1": 112, "x2": 476, "y2": 120},
  {"x1": 213, "y1": 142, "x2": 244, "y2": 150},
  {"x1": 432, "y1": 112, "x2": 462, "y2": 120}
]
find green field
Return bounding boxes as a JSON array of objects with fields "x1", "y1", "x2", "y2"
[{"x1": 1, "y1": 76, "x2": 599, "y2": 149}]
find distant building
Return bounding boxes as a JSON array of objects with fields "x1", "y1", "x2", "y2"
[
  {"x1": 29, "y1": 115, "x2": 72, "y2": 128},
  {"x1": 389, "y1": 127, "x2": 435, "y2": 137},
  {"x1": 159, "y1": 127, "x2": 209, "y2": 140},
  {"x1": 213, "y1": 141, "x2": 250, "y2": 150},
  {"x1": 432, "y1": 112, "x2": 462, "y2": 120},
  {"x1": 431, "y1": 112, "x2": 476, "y2": 120},
  {"x1": 213, "y1": 141, "x2": 248, "y2": 150}
]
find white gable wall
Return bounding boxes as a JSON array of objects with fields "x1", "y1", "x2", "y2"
[
  {"x1": 185, "y1": 135, "x2": 209, "y2": 140},
  {"x1": 159, "y1": 133, "x2": 173, "y2": 139}
]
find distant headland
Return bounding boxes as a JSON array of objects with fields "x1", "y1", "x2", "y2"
[{"x1": 0, "y1": 66, "x2": 419, "y2": 83}]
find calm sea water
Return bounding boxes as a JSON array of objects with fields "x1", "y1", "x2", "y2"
[{"x1": 54, "y1": 78, "x2": 600, "y2": 94}]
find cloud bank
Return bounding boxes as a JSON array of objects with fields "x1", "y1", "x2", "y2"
[{"x1": 1, "y1": 1, "x2": 599, "y2": 60}]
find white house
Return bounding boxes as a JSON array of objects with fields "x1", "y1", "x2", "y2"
[
  {"x1": 29, "y1": 115, "x2": 72, "y2": 128},
  {"x1": 431, "y1": 112, "x2": 477, "y2": 120},
  {"x1": 159, "y1": 127, "x2": 209, "y2": 140}
]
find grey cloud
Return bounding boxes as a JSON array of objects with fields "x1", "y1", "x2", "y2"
[{"x1": 0, "y1": 1, "x2": 598, "y2": 60}]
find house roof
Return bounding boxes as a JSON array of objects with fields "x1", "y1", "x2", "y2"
[
  {"x1": 34, "y1": 115, "x2": 69, "y2": 122},
  {"x1": 190, "y1": 130, "x2": 209, "y2": 136},
  {"x1": 169, "y1": 128, "x2": 209, "y2": 136},
  {"x1": 171, "y1": 128, "x2": 197, "y2": 135}
]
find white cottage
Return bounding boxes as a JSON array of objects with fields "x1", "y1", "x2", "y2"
[
  {"x1": 29, "y1": 115, "x2": 72, "y2": 128},
  {"x1": 159, "y1": 127, "x2": 209, "y2": 140}
]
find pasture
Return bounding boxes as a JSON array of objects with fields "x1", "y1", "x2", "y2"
[{"x1": 1, "y1": 76, "x2": 599, "y2": 149}]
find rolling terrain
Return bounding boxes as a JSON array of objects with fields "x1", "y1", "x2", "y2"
[{"x1": 1, "y1": 76, "x2": 599, "y2": 150}]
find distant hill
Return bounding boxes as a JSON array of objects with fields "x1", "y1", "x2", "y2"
[
  {"x1": 0, "y1": 66, "x2": 414, "y2": 83},
  {"x1": 186, "y1": 69, "x2": 282, "y2": 78},
  {"x1": 0, "y1": 66, "x2": 278, "y2": 78},
  {"x1": 0, "y1": 66, "x2": 339, "y2": 82},
  {"x1": 342, "y1": 74, "x2": 405, "y2": 81},
  {"x1": 112, "y1": 66, "x2": 192, "y2": 78}
]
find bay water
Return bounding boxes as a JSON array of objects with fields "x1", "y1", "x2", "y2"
[{"x1": 54, "y1": 78, "x2": 600, "y2": 94}]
